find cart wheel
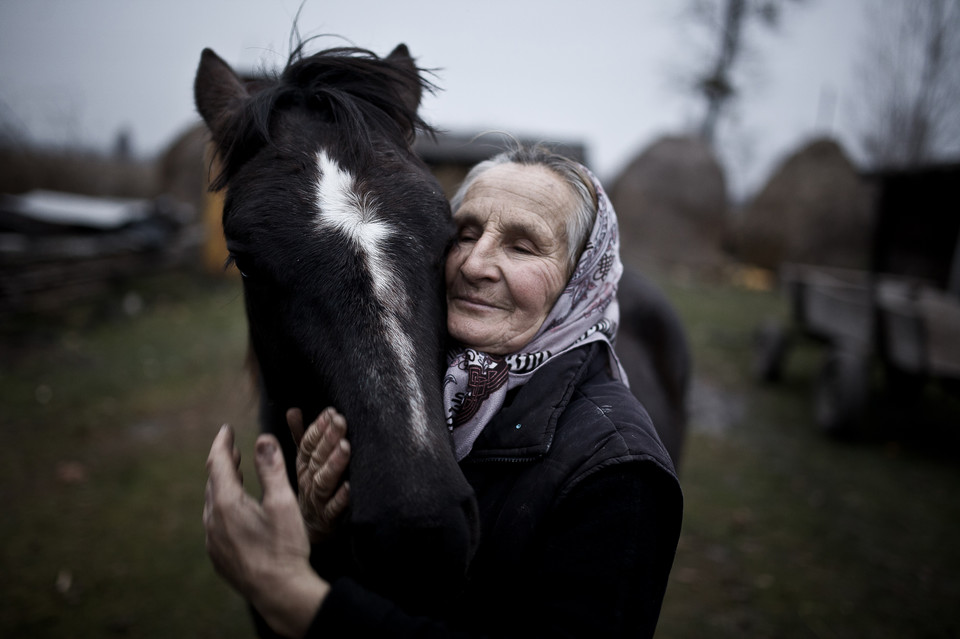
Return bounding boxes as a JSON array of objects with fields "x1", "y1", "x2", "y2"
[
  {"x1": 814, "y1": 348, "x2": 869, "y2": 438},
  {"x1": 753, "y1": 319, "x2": 789, "y2": 383},
  {"x1": 884, "y1": 364, "x2": 927, "y2": 408}
]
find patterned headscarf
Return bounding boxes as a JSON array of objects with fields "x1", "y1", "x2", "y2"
[{"x1": 443, "y1": 164, "x2": 626, "y2": 461}]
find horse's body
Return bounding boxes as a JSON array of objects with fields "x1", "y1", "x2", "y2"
[
  {"x1": 194, "y1": 44, "x2": 478, "y2": 612},
  {"x1": 616, "y1": 269, "x2": 689, "y2": 469}
]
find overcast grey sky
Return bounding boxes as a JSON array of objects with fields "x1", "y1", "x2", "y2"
[{"x1": 0, "y1": 0, "x2": 869, "y2": 198}]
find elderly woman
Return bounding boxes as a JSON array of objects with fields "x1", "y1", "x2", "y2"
[{"x1": 204, "y1": 145, "x2": 682, "y2": 638}]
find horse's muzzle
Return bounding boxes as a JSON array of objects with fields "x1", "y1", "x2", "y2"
[{"x1": 348, "y1": 487, "x2": 480, "y2": 612}]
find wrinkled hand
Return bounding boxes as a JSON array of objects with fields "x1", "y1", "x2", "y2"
[
  {"x1": 287, "y1": 407, "x2": 351, "y2": 543},
  {"x1": 203, "y1": 424, "x2": 328, "y2": 639}
]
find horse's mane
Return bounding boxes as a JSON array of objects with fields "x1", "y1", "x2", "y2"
[{"x1": 210, "y1": 44, "x2": 438, "y2": 191}]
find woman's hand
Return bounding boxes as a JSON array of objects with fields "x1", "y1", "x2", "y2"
[
  {"x1": 287, "y1": 407, "x2": 352, "y2": 543},
  {"x1": 203, "y1": 424, "x2": 328, "y2": 639}
]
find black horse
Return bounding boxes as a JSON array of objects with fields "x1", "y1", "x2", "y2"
[
  {"x1": 194, "y1": 40, "x2": 689, "y2": 624},
  {"x1": 194, "y1": 43, "x2": 479, "y2": 614}
]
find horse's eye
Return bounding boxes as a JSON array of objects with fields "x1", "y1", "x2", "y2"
[{"x1": 226, "y1": 253, "x2": 254, "y2": 279}]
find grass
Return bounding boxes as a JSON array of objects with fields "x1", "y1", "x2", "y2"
[
  {"x1": 0, "y1": 271, "x2": 260, "y2": 638},
  {"x1": 1, "y1": 267, "x2": 959, "y2": 637},
  {"x1": 653, "y1": 273, "x2": 960, "y2": 638}
]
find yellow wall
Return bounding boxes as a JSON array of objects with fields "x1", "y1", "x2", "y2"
[{"x1": 200, "y1": 147, "x2": 235, "y2": 277}]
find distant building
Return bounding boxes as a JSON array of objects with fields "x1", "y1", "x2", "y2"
[{"x1": 415, "y1": 131, "x2": 587, "y2": 198}]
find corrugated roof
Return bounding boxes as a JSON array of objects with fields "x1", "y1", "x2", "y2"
[{"x1": 0, "y1": 190, "x2": 152, "y2": 230}]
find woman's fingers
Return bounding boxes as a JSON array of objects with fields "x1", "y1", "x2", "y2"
[
  {"x1": 291, "y1": 408, "x2": 351, "y2": 542},
  {"x1": 287, "y1": 408, "x2": 305, "y2": 446},
  {"x1": 301, "y1": 477, "x2": 351, "y2": 543},
  {"x1": 203, "y1": 425, "x2": 244, "y2": 538},
  {"x1": 296, "y1": 412, "x2": 326, "y2": 488},
  {"x1": 297, "y1": 408, "x2": 347, "y2": 489},
  {"x1": 296, "y1": 409, "x2": 330, "y2": 487},
  {"x1": 326, "y1": 481, "x2": 350, "y2": 521},
  {"x1": 308, "y1": 438, "x2": 350, "y2": 501},
  {"x1": 207, "y1": 424, "x2": 242, "y2": 492}
]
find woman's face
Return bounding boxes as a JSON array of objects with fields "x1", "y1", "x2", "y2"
[{"x1": 446, "y1": 163, "x2": 574, "y2": 354}]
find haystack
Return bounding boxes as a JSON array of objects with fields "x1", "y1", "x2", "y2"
[
  {"x1": 732, "y1": 138, "x2": 874, "y2": 270},
  {"x1": 609, "y1": 135, "x2": 728, "y2": 270}
]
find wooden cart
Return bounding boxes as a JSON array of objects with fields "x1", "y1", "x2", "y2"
[{"x1": 754, "y1": 163, "x2": 960, "y2": 436}]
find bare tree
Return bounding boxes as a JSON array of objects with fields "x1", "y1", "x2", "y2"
[
  {"x1": 687, "y1": 0, "x2": 804, "y2": 146},
  {"x1": 854, "y1": 0, "x2": 960, "y2": 169},
  {"x1": 0, "y1": 98, "x2": 29, "y2": 150}
]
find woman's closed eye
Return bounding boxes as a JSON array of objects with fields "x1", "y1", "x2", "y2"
[
  {"x1": 510, "y1": 242, "x2": 537, "y2": 256},
  {"x1": 456, "y1": 229, "x2": 480, "y2": 244}
]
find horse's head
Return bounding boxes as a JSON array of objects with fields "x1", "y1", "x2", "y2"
[{"x1": 194, "y1": 44, "x2": 477, "y2": 605}]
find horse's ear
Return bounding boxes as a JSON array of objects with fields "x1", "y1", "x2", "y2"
[
  {"x1": 194, "y1": 48, "x2": 249, "y2": 139},
  {"x1": 387, "y1": 43, "x2": 423, "y2": 114}
]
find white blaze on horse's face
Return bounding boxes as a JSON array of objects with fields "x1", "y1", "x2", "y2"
[{"x1": 313, "y1": 150, "x2": 429, "y2": 448}]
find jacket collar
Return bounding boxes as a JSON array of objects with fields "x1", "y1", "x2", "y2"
[{"x1": 463, "y1": 344, "x2": 602, "y2": 462}]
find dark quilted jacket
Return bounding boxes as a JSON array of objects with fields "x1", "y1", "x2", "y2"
[{"x1": 309, "y1": 342, "x2": 683, "y2": 638}]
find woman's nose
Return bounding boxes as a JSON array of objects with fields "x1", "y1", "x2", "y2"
[{"x1": 459, "y1": 238, "x2": 500, "y2": 282}]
